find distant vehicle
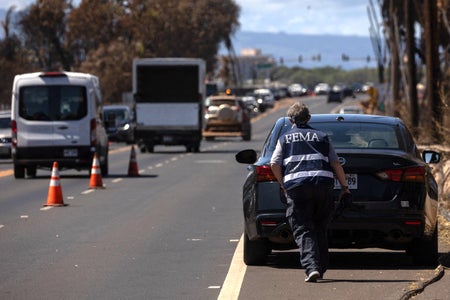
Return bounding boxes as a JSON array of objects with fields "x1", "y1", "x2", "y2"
[
  {"x1": 133, "y1": 58, "x2": 205, "y2": 153},
  {"x1": 235, "y1": 114, "x2": 441, "y2": 266},
  {"x1": 327, "y1": 85, "x2": 344, "y2": 102},
  {"x1": 314, "y1": 82, "x2": 330, "y2": 95},
  {"x1": 203, "y1": 93, "x2": 251, "y2": 141},
  {"x1": 288, "y1": 83, "x2": 307, "y2": 97},
  {"x1": 339, "y1": 105, "x2": 364, "y2": 114},
  {"x1": 241, "y1": 95, "x2": 259, "y2": 116},
  {"x1": 0, "y1": 110, "x2": 12, "y2": 158},
  {"x1": 253, "y1": 88, "x2": 275, "y2": 112},
  {"x1": 103, "y1": 105, "x2": 135, "y2": 144},
  {"x1": 11, "y1": 71, "x2": 109, "y2": 178}
]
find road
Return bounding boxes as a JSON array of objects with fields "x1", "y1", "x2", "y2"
[{"x1": 1, "y1": 95, "x2": 449, "y2": 300}]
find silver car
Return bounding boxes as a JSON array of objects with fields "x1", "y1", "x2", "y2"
[{"x1": 0, "y1": 110, "x2": 12, "y2": 158}]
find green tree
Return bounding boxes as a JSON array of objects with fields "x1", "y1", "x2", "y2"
[{"x1": 18, "y1": 0, "x2": 73, "y2": 70}]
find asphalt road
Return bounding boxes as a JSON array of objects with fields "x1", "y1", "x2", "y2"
[{"x1": 1, "y1": 95, "x2": 449, "y2": 300}]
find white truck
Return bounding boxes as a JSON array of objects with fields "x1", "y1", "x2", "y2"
[{"x1": 133, "y1": 58, "x2": 206, "y2": 153}]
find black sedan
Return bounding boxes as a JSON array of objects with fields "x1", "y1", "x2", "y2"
[{"x1": 235, "y1": 114, "x2": 441, "y2": 266}]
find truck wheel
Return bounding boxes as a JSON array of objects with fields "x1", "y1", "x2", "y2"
[
  {"x1": 193, "y1": 142, "x2": 200, "y2": 153},
  {"x1": 14, "y1": 164, "x2": 25, "y2": 179},
  {"x1": 26, "y1": 166, "x2": 37, "y2": 177}
]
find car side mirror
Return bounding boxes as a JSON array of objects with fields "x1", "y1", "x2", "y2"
[
  {"x1": 235, "y1": 149, "x2": 257, "y2": 164},
  {"x1": 422, "y1": 150, "x2": 441, "y2": 164}
]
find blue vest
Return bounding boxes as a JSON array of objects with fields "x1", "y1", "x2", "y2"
[{"x1": 279, "y1": 124, "x2": 334, "y2": 190}]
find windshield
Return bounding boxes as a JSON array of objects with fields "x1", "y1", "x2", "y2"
[
  {"x1": 19, "y1": 85, "x2": 87, "y2": 121},
  {"x1": 312, "y1": 122, "x2": 400, "y2": 149}
]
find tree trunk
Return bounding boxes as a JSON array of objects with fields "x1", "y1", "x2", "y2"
[
  {"x1": 405, "y1": 0, "x2": 418, "y2": 129},
  {"x1": 424, "y1": 0, "x2": 442, "y2": 142}
]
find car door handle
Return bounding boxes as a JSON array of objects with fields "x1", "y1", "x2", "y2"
[{"x1": 58, "y1": 125, "x2": 68, "y2": 130}]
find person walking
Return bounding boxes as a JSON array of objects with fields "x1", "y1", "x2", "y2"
[{"x1": 270, "y1": 102, "x2": 350, "y2": 282}]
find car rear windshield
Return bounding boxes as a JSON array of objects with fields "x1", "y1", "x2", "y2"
[
  {"x1": 313, "y1": 122, "x2": 400, "y2": 149},
  {"x1": 19, "y1": 85, "x2": 87, "y2": 121},
  {"x1": 208, "y1": 99, "x2": 237, "y2": 107}
]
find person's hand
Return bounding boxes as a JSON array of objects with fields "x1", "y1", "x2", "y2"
[{"x1": 339, "y1": 186, "x2": 351, "y2": 198}]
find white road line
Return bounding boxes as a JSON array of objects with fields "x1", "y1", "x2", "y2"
[
  {"x1": 217, "y1": 234, "x2": 246, "y2": 300},
  {"x1": 112, "y1": 178, "x2": 123, "y2": 183},
  {"x1": 81, "y1": 189, "x2": 94, "y2": 194},
  {"x1": 0, "y1": 225, "x2": 4, "y2": 229},
  {"x1": 40, "y1": 206, "x2": 52, "y2": 211}
]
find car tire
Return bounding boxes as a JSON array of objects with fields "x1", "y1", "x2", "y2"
[
  {"x1": 14, "y1": 164, "x2": 25, "y2": 179},
  {"x1": 243, "y1": 232, "x2": 270, "y2": 266},
  {"x1": 407, "y1": 224, "x2": 438, "y2": 266}
]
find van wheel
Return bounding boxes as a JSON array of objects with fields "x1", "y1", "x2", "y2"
[
  {"x1": 101, "y1": 158, "x2": 109, "y2": 177},
  {"x1": 14, "y1": 164, "x2": 25, "y2": 179}
]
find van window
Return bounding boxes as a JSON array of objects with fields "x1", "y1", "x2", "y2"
[{"x1": 19, "y1": 85, "x2": 87, "y2": 121}]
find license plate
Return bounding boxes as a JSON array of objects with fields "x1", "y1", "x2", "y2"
[
  {"x1": 334, "y1": 174, "x2": 357, "y2": 189},
  {"x1": 63, "y1": 149, "x2": 78, "y2": 157}
]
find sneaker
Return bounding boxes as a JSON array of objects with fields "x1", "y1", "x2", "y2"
[{"x1": 305, "y1": 270, "x2": 320, "y2": 282}]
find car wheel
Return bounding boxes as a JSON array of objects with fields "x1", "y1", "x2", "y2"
[
  {"x1": 205, "y1": 136, "x2": 214, "y2": 141},
  {"x1": 243, "y1": 232, "x2": 270, "y2": 266},
  {"x1": 407, "y1": 224, "x2": 438, "y2": 266},
  {"x1": 14, "y1": 164, "x2": 25, "y2": 179}
]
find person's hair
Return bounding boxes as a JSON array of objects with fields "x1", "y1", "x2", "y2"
[{"x1": 287, "y1": 102, "x2": 310, "y2": 124}]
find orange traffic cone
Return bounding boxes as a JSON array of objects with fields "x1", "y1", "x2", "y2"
[
  {"x1": 89, "y1": 152, "x2": 104, "y2": 189},
  {"x1": 44, "y1": 162, "x2": 67, "y2": 207},
  {"x1": 128, "y1": 146, "x2": 139, "y2": 177}
]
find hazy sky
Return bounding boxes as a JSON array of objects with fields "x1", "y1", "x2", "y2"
[{"x1": 0, "y1": 0, "x2": 377, "y2": 37}]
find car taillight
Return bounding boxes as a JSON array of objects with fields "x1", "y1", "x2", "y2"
[
  {"x1": 90, "y1": 118, "x2": 96, "y2": 146},
  {"x1": 377, "y1": 166, "x2": 425, "y2": 182},
  {"x1": 11, "y1": 120, "x2": 17, "y2": 147},
  {"x1": 256, "y1": 165, "x2": 277, "y2": 182}
]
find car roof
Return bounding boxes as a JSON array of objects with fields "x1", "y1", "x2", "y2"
[{"x1": 310, "y1": 114, "x2": 402, "y2": 126}]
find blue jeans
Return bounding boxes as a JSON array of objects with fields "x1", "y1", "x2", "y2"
[{"x1": 286, "y1": 183, "x2": 334, "y2": 275}]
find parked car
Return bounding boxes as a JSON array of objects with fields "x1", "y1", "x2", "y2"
[
  {"x1": 203, "y1": 93, "x2": 251, "y2": 141},
  {"x1": 0, "y1": 110, "x2": 12, "y2": 158},
  {"x1": 103, "y1": 105, "x2": 135, "y2": 144},
  {"x1": 235, "y1": 114, "x2": 441, "y2": 266},
  {"x1": 253, "y1": 88, "x2": 275, "y2": 112}
]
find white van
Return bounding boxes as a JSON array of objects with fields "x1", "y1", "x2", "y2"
[{"x1": 11, "y1": 71, "x2": 109, "y2": 179}]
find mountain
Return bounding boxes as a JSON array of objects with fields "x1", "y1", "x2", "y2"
[{"x1": 226, "y1": 31, "x2": 377, "y2": 70}]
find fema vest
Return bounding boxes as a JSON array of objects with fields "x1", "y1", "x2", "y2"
[{"x1": 279, "y1": 124, "x2": 334, "y2": 190}]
